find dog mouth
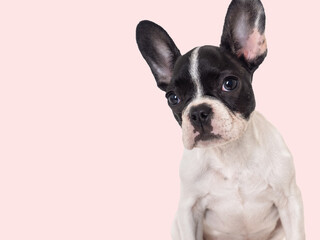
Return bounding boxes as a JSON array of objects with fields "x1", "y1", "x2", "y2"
[
  {"x1": 194, "y1": 131, "x2": 221, "y2": 144},
  {"x1": 184, "y1": 122, "x2": 222, "y2": 149}
]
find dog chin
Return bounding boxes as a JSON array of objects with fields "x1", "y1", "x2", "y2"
[{"x1": 183, "y1": 133, "x2": 224, "y2": 150}]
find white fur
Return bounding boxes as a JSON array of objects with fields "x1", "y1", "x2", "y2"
[
  {"x1": 182, "y1": 97, "x2": 247, "y2": 150},
  {"x1": 189, "y1": 47, "x2": 203, "y2": 98},
  {"x1": 172, "y1": 111, "x2": 305, "y2": 240}
]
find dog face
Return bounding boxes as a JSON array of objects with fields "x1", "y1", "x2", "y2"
[{"x1": 136, "y1": 0, "x2": 267, "y2": 149}]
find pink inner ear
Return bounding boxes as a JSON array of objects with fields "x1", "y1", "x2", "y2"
[
  {"x1": 151, "y1": 40, "x2": 174, "y2": 84},
  {"x1": 237, "y1": 28, "x2": 267, "y2": 61}
]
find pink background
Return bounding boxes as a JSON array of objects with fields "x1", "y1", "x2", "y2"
[{"x1": 1, "y1": 0, "x2": 319, "y2": 239}]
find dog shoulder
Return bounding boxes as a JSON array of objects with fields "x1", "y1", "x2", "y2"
[
  {"x1": 251, "y1": 112, "x2": 298, "y2": 194},
  {"x1": 251, "y1": 111, "x2": 290, "y2": 152}
]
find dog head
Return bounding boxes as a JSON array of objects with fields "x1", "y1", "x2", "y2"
[{"x1": 136, "y1": 0, "x2": 267, "y2": 150}]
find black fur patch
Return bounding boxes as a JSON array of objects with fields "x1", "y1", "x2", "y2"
[
  {"x1": 198, "y1": 46, "x2": 255, "y2": 119},
  {"x1": 165, "y1": 49, "x2": 196, "y2": 125},
  {"x1": 165, "y1": 46, "x2": 255, "y2": 124}
]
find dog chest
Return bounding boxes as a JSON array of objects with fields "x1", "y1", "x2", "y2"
[{"x1": 199, "y1": 166, "x2": 280, "y2": 239}]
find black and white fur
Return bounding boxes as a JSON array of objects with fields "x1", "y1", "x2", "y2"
[{"x1": 136, "y1": 0, "x2": 305, "y2": 239}]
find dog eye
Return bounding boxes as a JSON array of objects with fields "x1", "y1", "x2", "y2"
[
  {"x1": 166, "y1": 92, "x2": 180, "y2": 105},
  {"x1": 222, "y1": 77, "x2": 238, "y2": 91}
]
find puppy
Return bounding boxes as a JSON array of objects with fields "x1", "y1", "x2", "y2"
[{"x1": 136, "y1": 0, "x2": 305, "y2": 239}]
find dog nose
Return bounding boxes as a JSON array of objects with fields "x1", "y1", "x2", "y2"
[{"x1": 189, "y1": 104, "x2": 212, "y2": 126}]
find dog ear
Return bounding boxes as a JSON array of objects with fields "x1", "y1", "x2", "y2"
[
  {"x1": 136, "y1": 20, "x2": 181, "y2": 91},
  {"x1": 220, "y1": 0, "x2": 267, "y2": 72}
]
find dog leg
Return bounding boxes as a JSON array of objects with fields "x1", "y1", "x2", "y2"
[
  {"x1": 275, "y1": 185, "x2": 305, "y2": 240},
  {"x1": 173, "y1": 199, "x2": 204, "y2": 240},
  {"x1": 171, "y1": 215, "x2": 181, "y2": 240}
]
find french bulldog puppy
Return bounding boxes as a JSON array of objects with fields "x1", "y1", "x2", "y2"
[{"x1": 136, "y1": 0, "x2": 305, "y2": 239}]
